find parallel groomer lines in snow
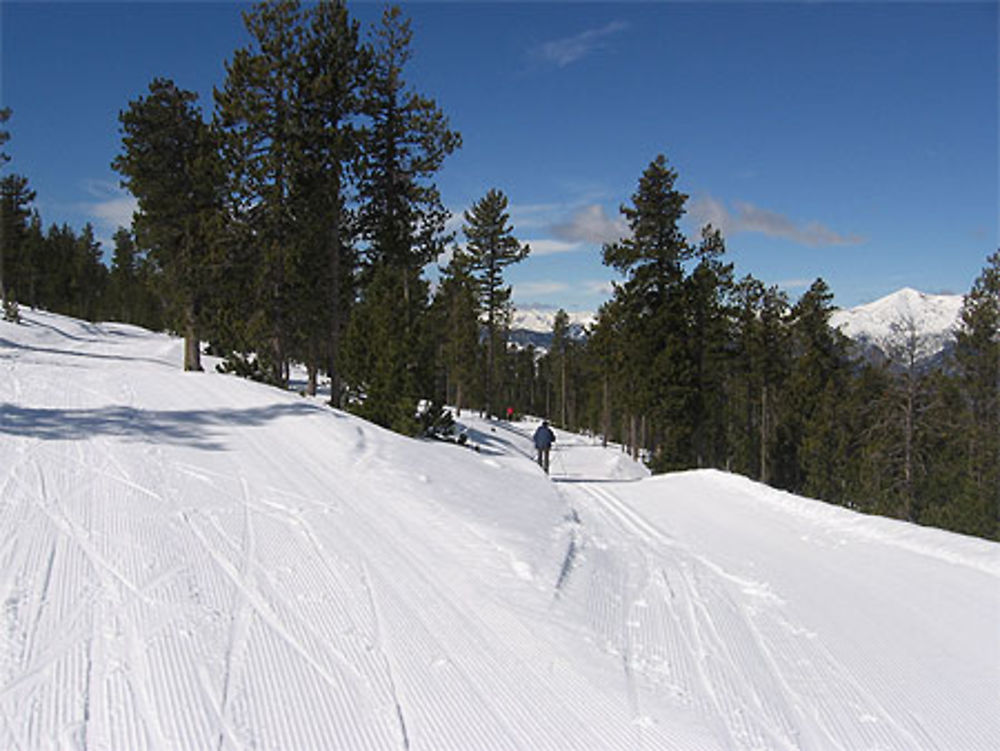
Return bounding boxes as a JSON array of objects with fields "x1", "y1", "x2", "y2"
[{"x1": 4, "y1": 310, "x2": 997, "y2": 750}]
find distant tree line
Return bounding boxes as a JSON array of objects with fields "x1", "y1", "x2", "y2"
[
  {"x1": 527, "y1": 156, "x2": 998, "y2": 541},
  {"x1": 1, "y1": 2, "x2": 995, "y2": 540}
]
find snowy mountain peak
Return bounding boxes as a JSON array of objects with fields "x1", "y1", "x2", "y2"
[
  {"x1": 831, "y1": 287, "x2": 963, "y2": 364},
  {"x1": 511, "y1": 308, "x2": 595, "y2": 334}
]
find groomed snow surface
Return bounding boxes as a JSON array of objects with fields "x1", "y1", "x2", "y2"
[{"x1": 2, "y1": 310, "x2": 998, "y2": 751}]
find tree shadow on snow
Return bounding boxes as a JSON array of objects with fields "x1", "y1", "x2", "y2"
[
  {"x1": 0, "y1": 336, "x2": 177, "y2": 367},
  {"x1": 0, "y1": 402, "x2": 324, "y2": 451}
]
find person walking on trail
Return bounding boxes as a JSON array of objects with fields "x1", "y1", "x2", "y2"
[{"x1": 533, "y1": 420, "x2": 556, "y2": 474}]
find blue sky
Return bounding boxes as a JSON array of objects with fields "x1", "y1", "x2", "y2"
[{"x1": 2, "y1": 1, "x2": 997, "y2": 312}]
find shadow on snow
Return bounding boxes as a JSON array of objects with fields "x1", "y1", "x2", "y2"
[{"x1": 0, "y1": 402, "x2": 327, "y2": 451}]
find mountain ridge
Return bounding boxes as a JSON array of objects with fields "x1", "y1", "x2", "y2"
[{"x1": 512, "y1": 288, "x2": 965, "y2": 363}]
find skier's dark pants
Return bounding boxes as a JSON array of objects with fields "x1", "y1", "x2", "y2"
[{"x1": 537, "y1": 447, "x2": 550, "y2": 473}]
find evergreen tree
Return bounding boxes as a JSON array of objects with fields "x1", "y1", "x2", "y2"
[
  {"x1": 779, "y1": 278, "x2": 853, "y2": 499},
  {"x1": 285, "y1": 0, "x2": 365, "y2": 400},
  {"x1": 355, "y1": 5, "x2": 461, "y2": 276},
  {"x1": 215, "y1": 0, "x2": 310, "y2": 384},
  {"x1": 114, "y1": 77, "x2": 223, "y2": 370},
  {"x1": 950, "y1": 250, "x2": 1000, "y2": 538},
  {"x1": 344, "y1": 4, "x2": 460, "y2": 424},
  {"x1": 550, "y1": 309, "x2": 572, "y2": 426},
  {"x1": 685, "y1": 225, "x2": 734, "y2": 467},
  {"x1": 0, "y1": 107, "x2": 11, "y2": 165},
  {"x1": 431, "y1": 249, "x2": 481, "y2": 414},
  {"x1": 602, "y1": 155, "x2": 694, "y2": 468},
  {"x1": 73, "y1": 224, "x2": 108, "y2": 321},
  {"x1": 20, "y1": 211, "x2": 44, "y2": 311},
  {"x1": 341, "y1": 262, "x2": 432, "y2": 433},
  {"x1": 0, "y1": 173, "x2": 36, "y2": 319},
  {"x1": 460, "y1": 188, "x2": 530, "y2": 416},
  {"x1": 588, "y1": 297, "x2": 627, "y2": 448}
]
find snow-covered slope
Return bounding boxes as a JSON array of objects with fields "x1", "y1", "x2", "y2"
[
  {"x1": 2, "y1": 310, "x2": 997, "y2": 750},
  {"x1": 831, "y1": 287, "x2": 963, "y2": 365}
]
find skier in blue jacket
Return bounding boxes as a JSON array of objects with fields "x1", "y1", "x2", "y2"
[{"x1": 533, "y1": 421, "x2": 556, "y2": 474}]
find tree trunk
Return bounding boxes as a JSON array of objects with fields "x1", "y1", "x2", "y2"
[
  {"x1": 183, "y1": 300, "x2": 202, "y2": 372},
  {"x1": 760, "y1": 384, "x2": 768, "y2": 484},
  {"x1": 327, "y1": 209, "x2": 342, "y2": 408},
  {"x1": 560, "y1": 357, "x2": 567, "y2": 427},
  {"x1": 630, "y1": 414, "x2": 639, "y2": 461},
  {"x1": 601, "y1": 374, "x2": 610, "y2": 449}
]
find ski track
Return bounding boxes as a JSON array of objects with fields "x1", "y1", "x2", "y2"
[
  {"x1": 552, "y1": 480, "x2": 962, "y2": 751},
  {"x1": 3, "y1": 311, "x2": 998, "y2": 750}
]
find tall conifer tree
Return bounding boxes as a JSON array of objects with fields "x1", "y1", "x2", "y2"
[
  {"x1": 460, "y1": 188, "x2": 530, "y2": 416},
  {"x1": 114, "y1": 78, "x2": 222, "y2": 369},
  {"x1": 602, "y1": 154, "x2": 694, "y2": 467}
]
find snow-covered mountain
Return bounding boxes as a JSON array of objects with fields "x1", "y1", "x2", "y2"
[
  {"x1": 2, "y1": 310, "x2": 997, "y2": 750},
  {"x1": 510, "y1": 308, "x2": 594, "y2": 350},
  {"x1": 511, "y1": 308, "x2": 596, "y2": 333},
  {"x1": 512, "y1": 289, "x2": 965, "y2": 364},
  {"x1": 832, "y1": 287, "x2": 964, "y2": 366}
]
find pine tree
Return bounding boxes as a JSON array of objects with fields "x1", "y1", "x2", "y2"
[
  {"x1": 73, "y1": 224, "x2": 108, "y2": 321},
  {"x1": 20, "y1": 211, "x2": 44, "y2": 311},
  {"x1": 685, "y1": 225, "x2": 734, "y2": 467},
  {"x1": 780, "y1": 278, "x2": 853, "y2": 499},
  {"x1": 356, "y1": 5, "x2": 460, "y2": 276},
  {"x1": 432, "y1": 250, "x2": 481, "y2": 414},
  {"x1": 114, "y1": 77, "x2": 223, "y2": 370},
  {"x1": 602, "y1": 155, "x2": 694, "y2": 469},
  {"x1": 550, "y1": 309, "x2": 572, "y2": 426},
  {"x1": 729, "y1": 277, "x2": 791, "y2": 482},
  {"x1": 0, "y1": 107, "x2": 11, "y2": 166},
  {"x1": 215, "y1": 0, "x2": 309, "y2": 384},
  {"x1": 460, "y1": 188, "x2": 530, "y2": 416},
  {"x1": 344, "y1": 4, "x2": 460, "y2": 423},
  {"x1": 0, "y1": 173, "x2": 36, "y2": 320},
  {"x1": 341, "y1": 262, "x2": 432, "y2": 433},
  {"x1": 286, "y1": 0, "x2": 364, "y2": 400},
  {"x1": 951, "y1": 250, "x2": 1000, "y2": 538}
]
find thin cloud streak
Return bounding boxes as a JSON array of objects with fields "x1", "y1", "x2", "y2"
[
  {"x1": 533, "y1": 21, "x2": 629, "y2": 68},
  {"x1": 514, "y1": 281, "x2": 570, "y2": 297},
  {"x1": 550, "y1": 204, "x2": 627, "y2": 246},
  {"x1": 690, "y1": 195, "x2": 864, "y2": 247},
  {"x1": 525, "y1": 238, "x2": 582, "y2": 256}
]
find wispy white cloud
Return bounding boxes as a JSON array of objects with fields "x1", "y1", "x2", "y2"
[
  {"x1": 525, "y1": 238, "x2": 581, "y2": 256},
  {"x1": 75, "y1": 180, "x2": 137, "y2": 252},
  {"x1": 777, "y1": 278, "x2": 814, "y2": 291},
  {"x1": 79, "y1": 180, "x2": 136, "y2": 228},
  {"x1": 533, "y1": 21, "x2": 629, "y2": 68},
  {"x1": 549, "y1": 204, "x2": 627, "y2": 246},
  {"x1": 689, "y1": 195, "x2": 864, "y2": 247},
  {"x1": 514, "y1": 281, "x2": 570, "y2": 297},
  {"x1": 90, "y1": 195, "x2": 137, "y2": 231},
  {"x1": 584, "y1": 279, "x2": 615, "y2": 297},
  {"x1": 510, "y1": 201, "x2": 565, "y2": 230}
]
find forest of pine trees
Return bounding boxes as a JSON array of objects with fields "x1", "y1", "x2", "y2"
[{"x1": 0, "y1": 2, "x2": 996, "y2": 541}]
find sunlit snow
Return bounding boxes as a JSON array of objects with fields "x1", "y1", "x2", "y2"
[{"x1": 1, "y1": 310, "x2": 997, "y2": 750}]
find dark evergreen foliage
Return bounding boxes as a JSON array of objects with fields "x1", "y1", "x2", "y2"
[
  {"x1": 114, "y1": 77, "x2": 223, "y2": 371},
  {"x1": 459, "y1": 188, "x2": 530, "y2": 417}
]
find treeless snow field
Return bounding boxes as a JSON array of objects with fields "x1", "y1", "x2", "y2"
[{"x1": 1, "y1": 310, "x2": 997, "y2": 750}]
